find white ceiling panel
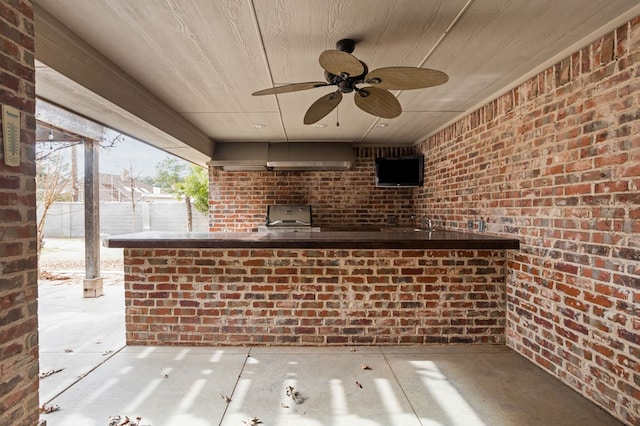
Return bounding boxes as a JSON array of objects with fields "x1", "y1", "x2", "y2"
[
  {"x1": 183, "y1": 112, "x2": 287, "y2": 142},
  {"x1": 360, "y1": 111, "x2": 463, "y2": 145},
  {"x1": 33, "y1": 0, "x2": 640, "y2": 163},
  {"x1": 251, "y1": 0, "x2": 467, "y2": 83}
]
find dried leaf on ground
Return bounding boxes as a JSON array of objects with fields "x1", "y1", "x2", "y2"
[
  {"x1": 39, "y1": 368, "x2": 64, "y2": 378},
  {"x1": 242, "y1": 417, "x2": 263, "y2": 426},
  {"x1": 107, "y1": 415, "x2": 143, "y2": 426},
  {"x1": 40, "y1": 403, "x2": 60, "y2": 414},
  {"x1": 39, "y1": 270, "x2": 72, "y2": 280},
  {"x1": 361, "y1": 363, "x2": 371, "y2": 370},
  {"x1": 220, "y1": 392, "x2": 231, "y2": 403},
  {"x1": 285, "y1": 385, "x2": 302, "y2": 404}
]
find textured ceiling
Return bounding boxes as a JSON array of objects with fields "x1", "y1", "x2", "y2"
[{"x1": 33, "y1": 0, "x2": 640, "y2": 166}]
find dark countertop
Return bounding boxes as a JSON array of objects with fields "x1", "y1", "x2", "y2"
[{"x1": 105, "y1": 229, "x2": 520, "y2": 250}]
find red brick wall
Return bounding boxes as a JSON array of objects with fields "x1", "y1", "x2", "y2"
[
  {"x1": 415, "y1": 16, "x2": 640, "y2": 425},
  {"x1": 124, "y1": 248, "x2": 506, "y2": 346},
  {"x1": 0, "y1": 1, "x2": 39, "y2": 425},
  {"x1": 209, "y1": 147, "x2": 418, "y2": 231}
]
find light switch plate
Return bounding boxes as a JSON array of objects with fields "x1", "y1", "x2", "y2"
[{"x1": 2, "y1": 104, "x2": 20, "y2": 166}]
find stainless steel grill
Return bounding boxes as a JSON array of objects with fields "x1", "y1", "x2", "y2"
[{"x1": 263, "y1": 204, "x2": 319, "y2": 232}]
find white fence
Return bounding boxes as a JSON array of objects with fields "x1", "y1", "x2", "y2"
[{"x1": 38, "y1": 201, "x2": 209, "y2": 237}]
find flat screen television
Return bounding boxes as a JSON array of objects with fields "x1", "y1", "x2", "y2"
[{"x1": 375, "y1": 155, "x2": 424, "y2": 187}]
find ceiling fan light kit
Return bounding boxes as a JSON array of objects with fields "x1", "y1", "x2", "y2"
[{"x1": 252, "y1": 39, "x2": 448, "y2": 124}]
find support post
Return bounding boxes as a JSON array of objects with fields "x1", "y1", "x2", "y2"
[{"x1": 83, "y1": 138, "x2": 103, "y2": 297}]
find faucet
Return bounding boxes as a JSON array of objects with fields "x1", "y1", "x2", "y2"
[{"x1": 421, "y1": 217, "x2": 433, "y2": 231}]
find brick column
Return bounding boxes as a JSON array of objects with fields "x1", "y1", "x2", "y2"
[{"x1": 0, "y1": 0, "x2": 40, "y2": 424}]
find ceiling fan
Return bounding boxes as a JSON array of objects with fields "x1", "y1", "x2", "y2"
[{"x1": 252, "y1": 39, "x2": 448, "y2": 125}]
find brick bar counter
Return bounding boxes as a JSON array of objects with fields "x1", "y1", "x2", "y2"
[{"x1": 106, "y1": 230, "x2": 519, "y2": 346}]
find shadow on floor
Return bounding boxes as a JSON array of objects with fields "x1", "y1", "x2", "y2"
[{"x1": 38, "y1": 275, "x2": 622, "y2": 426}]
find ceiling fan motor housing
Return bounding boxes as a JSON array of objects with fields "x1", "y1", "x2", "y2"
[
  {"x1": 324, "y1": 61, "x2": 368, "y2": 93},
  {"x1": 335, "y1": 38, "x2": 355, "y2": 53},
  {"x1": 338, "y1": 80, "x2": 353, "y2": 93}
]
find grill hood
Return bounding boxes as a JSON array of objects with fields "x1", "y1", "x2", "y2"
[
  {"x1": 210, "y1": 142, "x2": 354, "y2": 171},
  {"x1": 266, "y1": 204, "x2": 312, "y2": 227}
]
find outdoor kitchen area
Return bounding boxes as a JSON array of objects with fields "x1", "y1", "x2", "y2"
[{"x1": 106, "y1": 200, "x2": 520, "y2": 346}]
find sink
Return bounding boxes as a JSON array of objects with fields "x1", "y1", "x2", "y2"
[{"x1": 381, "y1": 227, "x2": 433, "y2": 232}]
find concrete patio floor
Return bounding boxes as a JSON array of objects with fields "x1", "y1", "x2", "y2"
[{"x1": 38, "y1": 275, "x2": 623, "y2": 426}]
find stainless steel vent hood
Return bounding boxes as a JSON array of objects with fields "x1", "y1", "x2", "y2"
[
  {"x1": 210, "y1": 142, "x2": 354, "y2": 171},
  {"x1": 209, "y1": 142, "x2": 269, "y2": 171},
  {"x1": 267, "y1": 143, "x2": 353, "y2": 170}
]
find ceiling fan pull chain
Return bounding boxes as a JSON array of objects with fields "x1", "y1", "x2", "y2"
[{"x1": 336, "y1": 105, "x2": 340, "y2": 127}]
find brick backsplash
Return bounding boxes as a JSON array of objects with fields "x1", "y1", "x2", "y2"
[
  {"x1": 124, "y1": 248, "x2": 506, "y2": 346},
  {"x1": 208, "y1": 147, "x2": 419, "y2": 231},
  {"x1": 416, "y1": 16, "x2": 640, "y2": 425}
]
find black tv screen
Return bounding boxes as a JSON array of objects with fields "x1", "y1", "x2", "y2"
[{"x1": 375, "y1": 155, "x2": 424, "y2": 187}]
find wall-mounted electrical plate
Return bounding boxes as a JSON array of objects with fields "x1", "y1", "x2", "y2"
[{"x1": 2, "y1": 104, "x2": 20, "y2": 166}]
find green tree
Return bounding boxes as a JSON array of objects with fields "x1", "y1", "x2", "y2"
[
  {"x1": 181, "y1": 165, "x2": 209, "y2": 214},
  {"x1": 153, "y1": 157, "x2": 185, "y2": 192},
  {"x1": 154, "y1": 158, "x2": 208, "y2": 231}
]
